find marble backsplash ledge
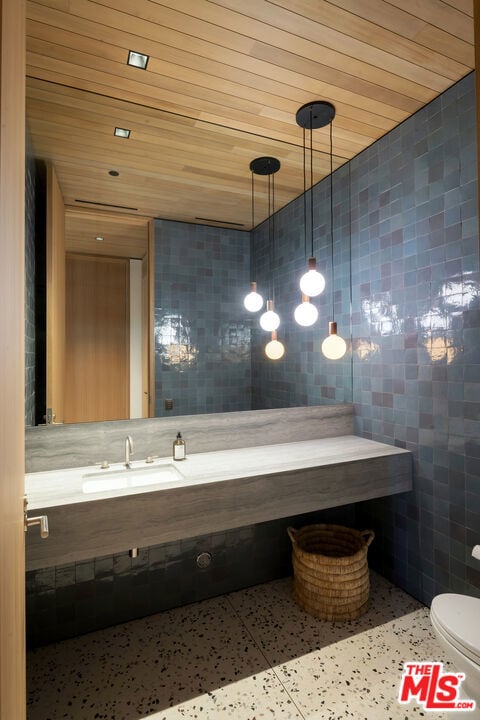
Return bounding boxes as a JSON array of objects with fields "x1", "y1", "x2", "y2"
[{"x1": 25, "y1": 404, "x2": 354, "y2": 473}]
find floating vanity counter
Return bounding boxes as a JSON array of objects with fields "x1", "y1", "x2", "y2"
[{"x1": 25, "y1": 435, "x2": 412, "y2": 570}]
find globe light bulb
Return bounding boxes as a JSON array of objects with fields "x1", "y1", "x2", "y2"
[
  {"x1": 243, "y1": 281, "x2": 263, "y2": 312},
  {"x1": 260, "y1": 299, "x2": 280, "y2": 331},
  {"x1": 321, "y1": 321, "x2": 347, "y2": 359},
  {"x1": 265, "y1": 331, "x2": 285, "y2": 360},
  {"x1": 299, "y1": 257, "x2": 325, "y2": 297},
  {"x1": 294, "y1": 294, "x2": 318, "y2": 327}
]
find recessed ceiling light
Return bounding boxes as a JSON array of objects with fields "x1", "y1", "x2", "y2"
[
  {"x1": 109, "y1": 170, "x2": 119, "y2": 176},
  {"x1": 114, "y1": 127, "x2": 130, "y2": 139},
  {"x1": 127, "y1": 50, "x2": 149, "y2": 70},
  {"x1": 95, "y1": 236, "x2": 104, "y2": 242}
]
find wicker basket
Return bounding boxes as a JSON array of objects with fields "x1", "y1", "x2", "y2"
[{"x1": 287, "y1": 524, "x2": 375, "y2": 621}]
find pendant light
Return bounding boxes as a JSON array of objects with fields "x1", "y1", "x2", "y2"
[
  {"x1": 243, "y1": 282, "x2": 263, "y2": 312},
  {"x1": 322, "y1": 321, "x2": 347, "y2": 359},
  {"x1": 294, "y1": 294, "x2": 319, "y2": 327},
  {"x1": 295, "y1": 102, "x2": 334, "y2": 299},
  {"x1": 265, "y1": 330, "x2": 285, "y2": 360},
  {"x1": 243, "y1": 164, "x2": 264, "y2": 312},
  {"x1": 260, "y1": 299, "x2": 280, "y2": 331},
  {"x1": 321, "y1": 110, "x2": 347, "y2": 360}
]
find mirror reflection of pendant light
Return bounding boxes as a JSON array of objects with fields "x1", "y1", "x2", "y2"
[
  {"x1": 243, "y1": 165, "x2": 264, "y2": 312},
  {"x1": 321, "y1": 111, "x2": 347, "y2": 360},
  {"x1": 260, "y1": 299, "x2": 280, "y2": 331},
  {"x1": 293, "y1": 129, "x2": 318, "y2": 327},
  {"x1": 295, "y1": 102, "x2": 334, "y2": 299},
  {"x1": 243, "y1": 281, "x2": 263, "y2": 312},
  {"x1": 249, "y1": 157, "x2": 283, "y2": 351},
  {"x1": 265, "y1": 330, "x2": 285, "y2": 360}
]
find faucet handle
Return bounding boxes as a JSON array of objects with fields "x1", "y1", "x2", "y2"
[
  {"x1": 145, "y1": 455, "x2": 158, "y2": 464},
  {"x1": 95, "y1": 460, "x2": 110, "y2": 469}
]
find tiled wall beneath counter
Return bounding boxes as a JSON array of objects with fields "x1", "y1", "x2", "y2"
[{"x1": 26, "y1": 505, "x2": 356, "y2": 648}]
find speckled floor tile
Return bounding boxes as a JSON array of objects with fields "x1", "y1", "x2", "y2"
[
  {"x1": 27, "y1": 572, "x2": 453, "y2": 720},
  {"x1": 228, "y1": 572, "x2": 452, "y2": 719},
  {"x1": 27, "y1": 595, "x2": 303, "y2": 720},
  {"x1": 227, "y1": 571, "x2": 425, "y2": 671}
]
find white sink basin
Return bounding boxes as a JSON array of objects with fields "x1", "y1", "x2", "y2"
[{"x1": 82, "y1": 461, "x2": 184, "y2": 494}]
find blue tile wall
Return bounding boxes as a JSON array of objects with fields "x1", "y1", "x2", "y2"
[
  {"x1": 26, "y1": 504, "x2": 355, "y2": 647},
  {"x1": 351, "y1": 73, "x2": 480, "y2": 604},
  {"x1": 252, "y1": 72, "x2": 479, "y2": 605},
  {"x1": 154, "y1": 220, "x2": 252, "y2": 416},
  {"x1": 25, "y1": 127, "x2": 36, "y2": 427}
]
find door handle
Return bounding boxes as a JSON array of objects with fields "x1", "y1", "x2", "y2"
[{"x1": 23, "y1": 497, "x2": 49, "y2": 539}]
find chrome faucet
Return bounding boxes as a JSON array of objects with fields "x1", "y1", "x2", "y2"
[{"x1": 125, "y1": 435, "x2": 134, "y2": 468}]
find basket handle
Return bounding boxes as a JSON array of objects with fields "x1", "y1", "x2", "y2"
[
  {"x1": 361, "y1": 529, "x2": 375, "y2": 547},
  {"x1": 287, "y1": 526, "x2": 298, "y2": 545}
]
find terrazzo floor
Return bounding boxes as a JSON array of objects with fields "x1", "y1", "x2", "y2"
[{"x1": 27, "y1": 572, "x2": 453, "y2": 720}]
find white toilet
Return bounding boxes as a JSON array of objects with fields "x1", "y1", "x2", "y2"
[{"x1": 430, "y1": 593, "x2": 480, "y2": 708}]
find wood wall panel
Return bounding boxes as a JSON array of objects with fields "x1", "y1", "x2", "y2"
[
  {"x1": 46, "y1": 162, "x2": 65, "y2": 423},
  {"x1": 65, "y1": 209, "x2": 149, "y2": 259},
  {"x1": 0, "y1": 1, "x2": 26, "y2": 718},
  {"x1": 64, "y1": 254, "x2": 130, "y2": 424}
]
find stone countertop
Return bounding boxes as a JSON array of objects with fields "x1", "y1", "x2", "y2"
[
  {"x1": 25, "y1": 435, "x2": 412, "y2": 570},
  {"x1": 26, "y1": 435, "x2": 410, "y2": 510}
]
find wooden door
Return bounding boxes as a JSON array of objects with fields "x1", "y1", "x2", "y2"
[
  {"x1": 0, "y1": 0, "x2": 26, "y2": 718},
  {"x1": 64, "y1": 254, "x2": 130, "y2": 423}
]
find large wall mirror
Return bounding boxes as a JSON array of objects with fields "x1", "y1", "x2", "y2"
[{"x1": 25, "y1": 78, "x2": 352, "y2": 427}]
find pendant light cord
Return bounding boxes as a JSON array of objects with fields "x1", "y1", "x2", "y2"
[
  {"x1": 310, "y1": 108, "x2": 314, "y2": 258},
  {"x1": 348, "y1": 161, "x2": 353, "y2": 390},
  {"x1": 251, "y1": 170, "x2": 256, "y2": 282},
  {"x1": 251, "y1": 170, "x2": 255, "y2": 230},
  {"x1": 270, "y1": 172, "x2": 276, "y2": 302},
  {"x1": 303, "y1": 127, "x2": 307, "y2": 261},
  {"x1": 330, "y1": 120, "x2": 334, "y2": 322}
]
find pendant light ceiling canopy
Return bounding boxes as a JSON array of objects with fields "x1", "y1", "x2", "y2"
[
  {"x1": 249, "y1": 156, "x2": 281, "y2": 177},
  {"x1": 295, "y1": 101, "x2": 335, "y2": 132}
]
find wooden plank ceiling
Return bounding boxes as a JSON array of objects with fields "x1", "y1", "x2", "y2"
[{"x1": 26, "y1": 0, "x2": 474, "y2": 233}]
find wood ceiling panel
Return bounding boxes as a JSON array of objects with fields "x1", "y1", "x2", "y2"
[
  {"x1": 266, "y1": 0, "x2": 470, "y2": 79},
  {"x1": 65, "y1": 209, "x2": 149, "y2": 258},
  {"x1": 26, "y1": 0, "x2": 474, "y2": 230},
  {"x1": 327, "y1": 0, "x2": 473, "y2": 64}
]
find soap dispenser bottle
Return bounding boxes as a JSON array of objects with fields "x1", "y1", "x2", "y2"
[{"x1": 173, "y1": 432, "x2": 186, "y2": 461}]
